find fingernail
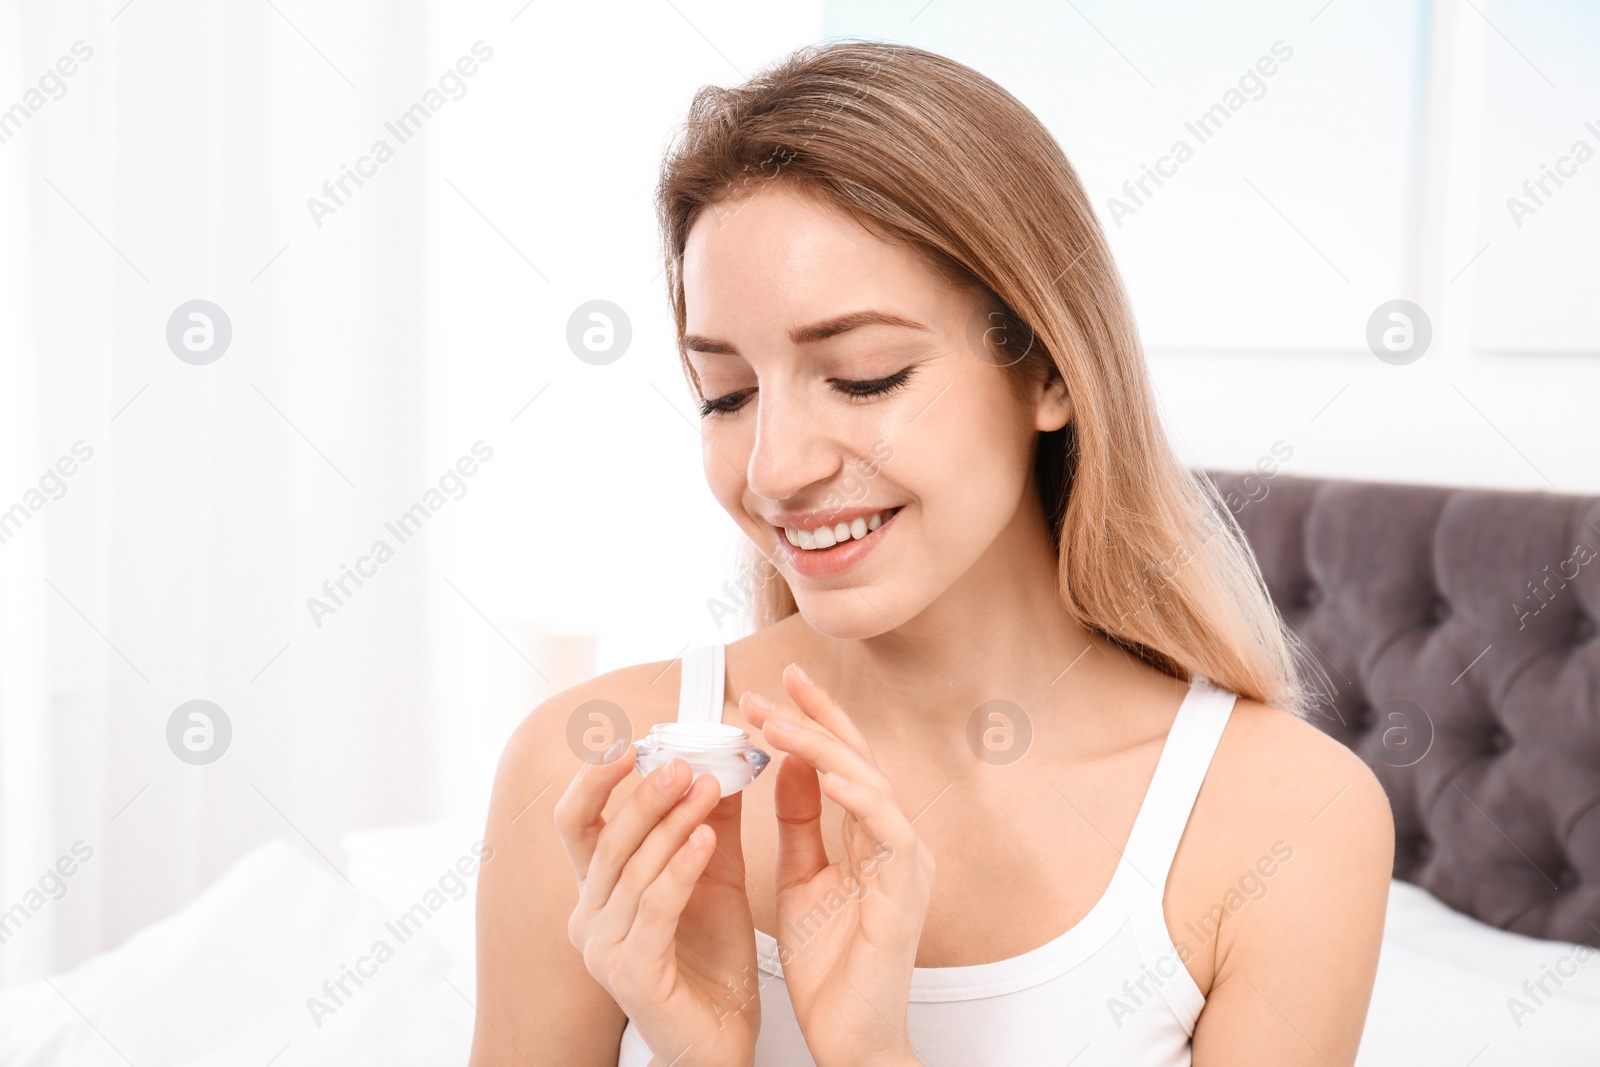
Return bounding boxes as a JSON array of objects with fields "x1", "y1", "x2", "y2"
[
  {"x1": 771, "y1": 717, "x2": 798, "y2": 732},
  {"x1": 746, "y1": 691, "x2": 776, "y2": 710},
  {"x1": 790, "y1": 663, "x2": 813, "y2": 686},
  {"x1": 601, "y1": 739, "x2": 628, "y2": 764},
  {"x1": 825, "y1": 771, "x2": 852, "y2": 792}
]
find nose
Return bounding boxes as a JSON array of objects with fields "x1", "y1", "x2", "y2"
[{"x1": 743, "y1": 384, "x2": 841, "y2": 505}]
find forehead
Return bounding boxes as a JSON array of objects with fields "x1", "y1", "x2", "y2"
[{"x1": 681, "y1": 183, "x2": 941, "y2": 335}]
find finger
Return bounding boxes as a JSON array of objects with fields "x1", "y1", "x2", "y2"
[
  {"x1": 783, "y1": 662, "x2": 875, "y2": 756},
  {"x1": 571, "y1": 756, "x2": 700, "y2": 916},
  {"x1": 591, "y1": 771, "x2": 726, "y2": 947},
  {"x1": 772, "y1": 752, "x2": 830, "y2": 893},
  {"x1": 814, "y1": 769, "x2": 925, "y2": 894},
  {"x1": 696, "y1": 787, "x2": 750, "y2": 891},
  {"x1": 739, "y1": 689, "x2": 845, "y2": 746},
  {"x1": 626, "y1": 821, "x2": 719, "y2": 965},
  {"x1": 741, "y1": 692, "x2": 889, "y2": 794},
  {"x1": 553, "y1": 739, "x2": 643, "y2": 888}
]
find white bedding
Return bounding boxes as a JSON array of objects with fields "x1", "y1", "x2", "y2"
[
  {"x1": 1, "y1": 824, "x2": 1595, "y2": 1065},
  {"x1": 1357, "y1": 880, "x2": 1600, "y2": 1065},
  {"x1": 0, "y1": 823, "x2": 480, "y2": 1067}
]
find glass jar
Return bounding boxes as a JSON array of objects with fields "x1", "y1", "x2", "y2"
[{"x1": 632, "y1": 722, "x2": 771, "y2": 798}]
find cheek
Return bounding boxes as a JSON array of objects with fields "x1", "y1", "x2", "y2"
[
  {"x1": 703, "y1": 425, "x2": 759, "y2": 522},
  {"x1": 903, "y1": 380, "x2": 1036, "y2": 530},
  {"x1": 917, "y1": 436, "x2": 1017, "y2": 524}
]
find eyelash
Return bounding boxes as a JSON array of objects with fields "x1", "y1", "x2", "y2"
[{"x1": 698, "y1": 367, "x2": 915, "y2": 418}]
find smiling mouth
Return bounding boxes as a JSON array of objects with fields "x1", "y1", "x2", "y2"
[{"x1": 778, "y1": 506, "x2": 903, "y2": 552}]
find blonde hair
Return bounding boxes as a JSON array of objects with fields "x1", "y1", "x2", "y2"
[{"x1": 656, "y1": 40, "x2": 1317, "y2": 717}]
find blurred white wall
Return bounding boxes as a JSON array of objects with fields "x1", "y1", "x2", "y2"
[
  {"x1": 840, "y1": 0, "x2": 1600, "y2": 495},
  {"x1": 0, "y1": 0, "x2": 1595, "y2": 986}
]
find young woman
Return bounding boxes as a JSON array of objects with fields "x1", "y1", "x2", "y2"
[{"x1": 471, "y1": 41, "x2": 1393, "y2": 1067}]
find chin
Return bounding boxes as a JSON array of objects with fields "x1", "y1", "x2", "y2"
[{"x1": 788, "y1": 583, "x2": 918, "y2": 640}]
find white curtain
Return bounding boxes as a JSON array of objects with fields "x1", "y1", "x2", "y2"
[
  {"x1": 0, "y1": 1, "x2": 451, "y2": 985},
  {"x1": 0, "y1": 0, "x2": 825, "y2": 988}
]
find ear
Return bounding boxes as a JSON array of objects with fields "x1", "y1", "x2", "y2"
[{"x1": 1033, "y1": 366, "x2": 1072, "y2": 433}]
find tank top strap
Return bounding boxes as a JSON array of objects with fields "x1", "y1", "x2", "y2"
[
  {"x1": 675, "y1": 642, "x2": 727, "y2": 726},
  {"x1": 1119, "y1": 675, "x2": 1238, "y2": 892}
]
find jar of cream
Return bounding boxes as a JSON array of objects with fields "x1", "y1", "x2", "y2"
[{"x1": 633, "y1": 722, "x2": 771, "y2": 798}]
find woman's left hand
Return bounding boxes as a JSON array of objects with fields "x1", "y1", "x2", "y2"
[{"x1": 739, "y1": 663, "x2": 936, "y2": 1067}]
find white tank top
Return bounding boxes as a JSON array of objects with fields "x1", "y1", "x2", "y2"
[{"x1": 618, "y1": 642, "x2": 1238, "y2": 1067}]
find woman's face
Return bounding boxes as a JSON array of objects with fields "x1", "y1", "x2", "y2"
[{"x1": 681, "y1": 182, "x2": 1071, "y2": 638}]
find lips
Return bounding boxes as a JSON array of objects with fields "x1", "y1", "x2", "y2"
[
  {"x1": 771, "y1": 505, "x2": 904, "y2": 580},
  {"x1": 765, "y1": 503, "x2": 901, "y2": 535},
  {"x1": 781, "y1": 507, "x2": 901, "y2": 550}
]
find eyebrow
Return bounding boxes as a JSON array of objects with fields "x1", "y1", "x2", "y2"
[{"x1": 682, "y1": 309, "x2": 928, "y2": 355}]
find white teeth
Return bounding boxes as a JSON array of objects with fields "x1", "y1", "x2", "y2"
[{"x1": 783, "y1": 508, "x2": 897, "y2": 551}]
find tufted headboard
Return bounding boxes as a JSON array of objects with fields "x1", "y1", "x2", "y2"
[{"x1": 1200, "y1": 469, "x2": 1600, "y2": 948}]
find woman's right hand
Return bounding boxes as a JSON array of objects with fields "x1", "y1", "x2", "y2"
[{"x1": 555, "y1": 740, "x2": 761, "y2": 1067}]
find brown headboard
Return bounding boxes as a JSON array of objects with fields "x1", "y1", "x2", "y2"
[{"x1": 1201, "y1": 469, "x2": 1600, "y2": 947}]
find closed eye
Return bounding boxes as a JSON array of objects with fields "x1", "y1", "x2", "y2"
[{"x1": 698, "y1": 366, "x2": 916, "y2": 418}]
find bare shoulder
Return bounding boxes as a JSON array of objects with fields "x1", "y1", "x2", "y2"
[
  {"x1": 1171, "y1": 692, "x2": 1395, "y2": 957},
  {"x1": 1192, "y1": 695, "x2": 1393, "y2": 963},
  {"x1": 1203, "y1": 696, "x2": 1395, "y2": 851},
  {"x1": 492, "y1": 631, "x2": 771, "y2": 813},
  {"x1": 470, "y1": 651, "x2": 704, "y2": 1066},
  {"x1": 496, "y1": 654, "x2": 684, "y2": 787},
  {"x1": 1179, "y1": 694, "x2": 1396, "y2": 1062}
]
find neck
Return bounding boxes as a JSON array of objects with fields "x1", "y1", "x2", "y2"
[{"x1": 788, "y1": 490, "x2": 1127, "y2": 757}]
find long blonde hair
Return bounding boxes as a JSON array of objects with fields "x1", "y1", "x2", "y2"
[{"x1": 656, "y1": 40, "x2": 1317, "y2": 717}]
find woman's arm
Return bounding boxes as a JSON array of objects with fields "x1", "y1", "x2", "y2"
[
  {"x1": 469, "y1": 677, "x2": 638, "y2": 1066},
  {"x1": 1190, "y1": 711, "x2": 1396, "y2": 1066}
]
